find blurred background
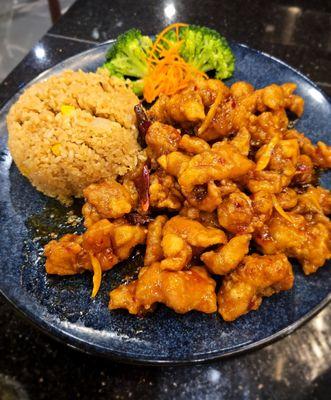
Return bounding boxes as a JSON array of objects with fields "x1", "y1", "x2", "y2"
[{"x1": 0, "y1": 0, "x2": 74, "y2": 81}]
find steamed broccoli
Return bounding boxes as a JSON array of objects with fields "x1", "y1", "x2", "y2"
[
  {"x1": 165, "y1": 25, "x2": 235, "y2": 80},
  {"x1": 103, "y1": 29, "x2": 152, "y2": 94}
]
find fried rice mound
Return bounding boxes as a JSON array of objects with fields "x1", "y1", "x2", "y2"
[{"x1": 7, "y1": 69, "x2": 145, "y2": 204}]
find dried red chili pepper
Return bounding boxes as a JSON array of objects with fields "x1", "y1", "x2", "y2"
[
  {"x1": 134, "y1": 103, "x2": 151, "y2": 147},
  {"x1": 134, "y1": 163, "x2": 150, "y2": 213},
  {"x1": 125, "y1": 212, "x2": 152, "y2": 225}
]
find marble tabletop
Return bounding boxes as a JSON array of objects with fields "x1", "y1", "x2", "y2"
[{"x1": 0, "y1": 0, "x2": 330, "y2": 399}]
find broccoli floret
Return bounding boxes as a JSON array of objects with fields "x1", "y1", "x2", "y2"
[
  {"x1": 130, "y1": 79, "x2": 144, "y2": 96},
  {"x1": 103, "y1": 28, "x2": 152, "y2": 81},
  {"x1": 165, "y1": 25, "x2": 235, "y2": 80}
]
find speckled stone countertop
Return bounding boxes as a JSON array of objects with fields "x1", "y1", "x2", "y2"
[{"x1": 0, "y1": 1, "x2": 330, "y2": 399}]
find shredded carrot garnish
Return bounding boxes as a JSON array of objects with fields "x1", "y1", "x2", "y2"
[
  {"x1": 272, "y1": 194, "x2": 295, "y2": 223},
  {"x1": 198, "y1": 82, "x2": 224, "y2": 135},
  {"x1": 143, "y1": 23, "x2": 207, "y2": 103},
  {"x1": 149, "y1": 23, "x2": 188, "y2": 59},
  {"x1": 90, "y1": 253, "x2": 102, "y2": 298},
  {"x1": 256, "y1": 134, "x2": 280, "y2": 171}
]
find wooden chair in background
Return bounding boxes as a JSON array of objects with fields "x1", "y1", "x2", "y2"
[{"x1": 48, "y1": 0, "x2": 61, "y2": 23}]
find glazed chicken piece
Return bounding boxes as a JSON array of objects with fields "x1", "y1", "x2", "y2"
[
  {"x1": 157, "y1": 215, "x2": 227, "y2": 270},
  {"x1": 292, "y1": 155, "x2": 315, "y2": 185},
  {"x1": 217, "y1": 192, "x2": 255, "y2": 234},
  {"x1": 197, "y1": 95, "x2": 237, "y2": 141},
  {"x1": 293, "y1": 186, "x2": 331, "y2": 215},
  {"x1": 82, "y1": 202, "x2": 103, "y2": 229},
  {"x1": 230, "y1": 81, "x2": 254, "y2": 101},
  {"x1": 186, "y1": 181, "x2": 223, "y2": 213},
  {"x1": 122, "y1": 176, "x2": 139, "y2": 206},
  {"x1": 251, "y1": 191, "x2": 274, "y2": 222},
  {"x1": 44, "y1": 234, "x2": 85, "y2": 275},
  {"x1": 256, "y1": 84, "x2": 286, "y2": 112},
  {"x1": 239, "y1": 82, "x2": 303, "y2": 118},
  {"x1": 112, "y1": 222, "x2": 147, "y2": 260},
  {"x1": 275, "y1": 188, "x2": 298, "y2": 210},
  {"x1": 218, "y1": 254, "x2": 294, "y2": 321},
  {"x1": 201, "y1": 234, "x2": 251, "y2": 275},
  {"x1": 157, "y1": 151, "x2": 191, "y2": 176},
  {"x1": 249, "y1": 110, "x2": 288, "y2": 145},
  {"x1": 149, "y1": 171, "x2": 183, "y2": 210},
  {"x1": 285, "y1": 129, "x2": 331, "y2": 169},
  {"x1": 144, "y1": 215, "x2": 168, "y2": 266},
  {"x1": 177, "y1": 143, "x2": 254, "y2": 196},
  {"x1": 216, "y1": 179, "x2": 240, "y2": 197},
  {"x1": 109, "y1": 279, "x2": 141, "y2": 314},
  {"x1": 146, "y1": 215, "x2": 226, "y2": 273},
  {"x1": 255, "y1": 213, "x2": 331, "y2": 275},
  {"x1": 248, "y1": 137, "x2": 300, "y2": 194},
  {"x1": 81, "y1": 219, "x2": 118, "y2": 270},
  {"x1": 179, "y1": 204, "x2": 220, "y2": 228},
  {"x1": 145, "y1": 121, "x2": 181, "y2": 159},
  {"x1": 257, "y1": 83, "x2": 304, "y2": 116},
  {"x1": 163, "y1": 215, "x2": 227, "y2": 248},
  {"x1": 44, "y1": 219, "x2": 146, "y2": 275},
  {"x1": 267, "y1": 138, "x2": 299, "y2": 181},
  {"x1": 179, "y1": 204, "x2": 201, "y2": 220},
  {"x1": 83, "y1": 219, "x2": 146, "y2": 270},
  {"x1": 83, "y1": 180, "x2": 134, "y2": 226},
  {"x1": 194, "y1": 79, "x2": 236, "y2": 141},
  {"x1": 217, "y1": 190, "x2": 276, "y2": 234},
  {"x1": 148, "y1": 88, "x2": 205, "y2": 128},
  {"x1": 44, "y1": 220, "x2": 116, "y2": 275},
  {"x1": 109, "y1": 263, "x2": 217, "y2": 314},
  {"x1": 246, "y1": 170, "x2": 285, "y2": 194},
  {"x1": 196, "y1": 77, "x2": 231, "y2": 108},
  {"x1": 257, "y1": 138, "x2": 299, "y2": 172},
  {"x1": 178, "y1": 134, "x2": 210, "y2": 154},
  {"x1": 254, "y1": 82, "x2": 303, "y2": 121},
  {"x1": 314, "y1": 141, "x2": 331, "y2": 168},
  {"x1": 281, "y1": 82, "x2": 305, "y2": 116},
  {"x1": 230, "y1": 127, "x2": 251, "y2": 156},
  {"x1": 160, "y1": 233, "x2": 192, "y2": 271}
]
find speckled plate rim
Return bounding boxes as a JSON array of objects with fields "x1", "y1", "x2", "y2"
[
  {"x1": 0, "y1": 41, "x2": 330, "y2": 366},
  {"x1": 2, "y1": 283, "x2": 330, "y2": 366}
]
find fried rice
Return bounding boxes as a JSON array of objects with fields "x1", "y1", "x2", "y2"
[{"x1": 7, "y1": 69, "x2": 145, "y2": 204}]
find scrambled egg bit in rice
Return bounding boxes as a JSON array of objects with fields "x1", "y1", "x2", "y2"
[{"x1": 7, "y1": 69, "x2": 145, "y2": 204}]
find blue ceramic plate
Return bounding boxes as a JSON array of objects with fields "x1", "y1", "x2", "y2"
[{"x1": 0, "y1": 42, "x2": 330, "y2": 365}]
